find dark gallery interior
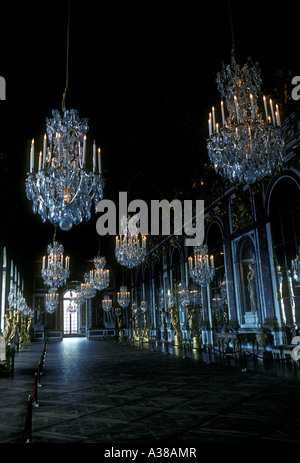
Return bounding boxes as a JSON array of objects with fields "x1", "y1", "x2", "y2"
[{"x1": 0, "y1": 0, "x2": 300, "y2": 449}]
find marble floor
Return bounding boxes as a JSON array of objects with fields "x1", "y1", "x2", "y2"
[{"x1": 1, "y1": 337, "x2": 300, "y2": 446}]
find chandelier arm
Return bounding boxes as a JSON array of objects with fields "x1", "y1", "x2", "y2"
[
  {"x1": 62, "y1": 0, "x2": 70, "y2": 111},
  {"x1": 65, "y1": 172, "x2": 85, "y2": 205},
  {"x1": 228, "y1": 0, "x2": 235, "y2": 60}
]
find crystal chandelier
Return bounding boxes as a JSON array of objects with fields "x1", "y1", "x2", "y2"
[
  {"x1": 8, "y1": 284, "x2": 19, "y2": 310},
  {"x1": 81, "y1": 272, "x2": 97, "y2": 299},
  {"x1": 8, "y1": 284, "x2": 32, "y2": 315},
  {"x1": 41, "y1": 240, "x2": 70, "y2": 290},
  {"x1": 178, "y1": 283, "x2": 191, "y2": 307},
  {"x1": 45, "y1": 291, "x2": 59, "y2": 314},
  {"x1": 115, "y1": 216, "x2": 146, "y2": 268},
  {"x1": 90, "y1": 256, "x2": 110, "y2": 291},
  {"x1": 166, "y1": 289, "x2": 176, "y2": 308},
  {"x1": 115, "y1": 307, "x2": 121, "y2": 318},
  {"x1": 207, "y1": 57, "x2": 285, "y2": 184},
  {"x1": 117, "y1": 285, "x2": 130, "y2": 308},
  {"x1": 75, "y1": 285, "x2": 86, "y2": 305},
  {"x1": 25, "y1": 108, "x2": 104, "y2": 231},
  {"x1": 188, "y1": 244, "x2": 215, "y2": 286},
  {"x1": 66, "y1": 291, "x2": 78, "y2": 313},
  {"x1": 292, "y1": 247, "x2": 300, "y2": 282},
  {"x1": 140, "y1": 301, "x2": 148, "y2": 313},
  {"x1": 102, "y1": 295, "x2": 112, "y2": 312},
  {"x1": 132, "y1": 302, "x2": 138, "y2": 314}
]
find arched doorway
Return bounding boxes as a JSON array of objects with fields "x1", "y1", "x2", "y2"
[
  {"x1": 207, "y1": 221, "x2": 227, "y2": 330},
  {"x1": 268, "y1": 176, "x2": 300, "y2": 328},
  {"x1": 239, "y1": 236, "x2": 258, "y2": 314},
  {"x1": 63, "y1": 289, "x2": 79, "y2": 335}
]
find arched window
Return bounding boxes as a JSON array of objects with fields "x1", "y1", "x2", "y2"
[
  {"x1": 171, "y1": 246, "x2": 181, "y2": 290},
  {"x1": 1, "y1": 247, "x2": 7, "y2": 333},
  {"x1": 269, "y1": 177, "x2": 300, "y2": 326},
  {"x1": 239, "y1": 236, "x2": 258, "y2": 315},
  {"x1": 63, "y1": 290, "x2": 78, "y2": 334},
  {"x1": 207, "y1": 222, "x2": 227, "y2": 329}
]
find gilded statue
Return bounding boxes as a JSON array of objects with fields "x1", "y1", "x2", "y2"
[
  {"x1": 247, "y1": 263, "x2": 257, "y2": 312},
  {"x1": 3, "y1": 315, "x2": 12, "y2": 343},
  {"x1": 141, "y1": 312, "x2": 149, "y2": 342},
  {"x1": 170, "y1": 305, "x2": 182, "y2": 347},
  {"x1": 187, "y1": 304, "x2": 201, "y2": 350}
]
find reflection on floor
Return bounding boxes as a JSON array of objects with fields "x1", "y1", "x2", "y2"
[{"x1": 1, "y1": 337, "x2": 300, "y2": 444}]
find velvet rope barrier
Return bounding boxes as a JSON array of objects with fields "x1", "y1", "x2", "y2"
[{"x1": 22, "y1": 340, "x2": 47, "y2": 443}]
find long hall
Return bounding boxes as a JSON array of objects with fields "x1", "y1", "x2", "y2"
[
  {"x1": 1, "y1": 338, "x2": 300, "y2": 444},
  {"x1": 1, "y1": 1, "x2": 300, "y2": 455}
]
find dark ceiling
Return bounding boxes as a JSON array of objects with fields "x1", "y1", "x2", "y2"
[{"x1": 0, "y1": 1, "x2": 298, "y2": 300}]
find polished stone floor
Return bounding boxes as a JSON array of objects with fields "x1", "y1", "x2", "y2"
[{"x1": 1, "y1": 337, "x2": 300, "y2": 445}]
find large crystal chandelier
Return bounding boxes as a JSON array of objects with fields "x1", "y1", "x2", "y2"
[
  {"x1": 41, "y1": 240, "x2": 70, "y2": 290},
  {"x1": 115, "y1": 216, "x2": 146, "y2": 268},
  {"x1": 25, "y1": 108, "x2": 104, "y2": 231},
  {"x1": 117, "y1": 285, "x2": 130, "y2": 308},
  {"x1": 188, "y1": 244, "x2": 215, "y2": 286},
  {"x1": 207, "y1": 57, "x2": 285, "y2": 184},
  {"x1": 90, "y1": 256, "x2": 110, "y2": 291}
]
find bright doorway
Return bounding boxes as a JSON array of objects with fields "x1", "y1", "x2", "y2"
[{"x1": 63, "y1": 290, "x2": 78, "y2": 335}]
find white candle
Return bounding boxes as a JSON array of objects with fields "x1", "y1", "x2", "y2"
[
  {"x1": 263, "y1": 95, "x2": 268, "y2": 121},
  {"x1": 98, "y1": 147, "x2": 102, "y2": 174},
  {"x1": 58, "y1": 133, "x2": 62, "y2": 163},
  {"x1": 83, "y1": 135, "x2": 86, "y2": 165},
  {"x1": 234, "y1": 96, "x2": 239, "y2": 123},
  {"x1": 43, "y1": 134, "x2": 47, "y2": 166},
  {"x1": 250, "y1": 94, "x2": 255, "y2": 119},
  {"x1": 269, "y1": 99, "x2": 275, "y2": 125},
  {"x1": 30, "y1": 139, "x2": 34, "y2": 172},
  {"x1": 38, "y1": 151, "x2": 42, "y2": 171},
  {"x1": 208, "y1": 113, "x2": 212, "y2": 137},
  {"x1": 212, "y1": 106, "x2": 215, "y2": 132},
  {"x1": 42, "y1": 256, "x2": 45, "y2": 270},
  {"x1": 116, "y1": 236, "x2": 119, "y2": 249},
  {"x1": 276, "y1": 104, "x2": 281, "y2": 126},
  {"x1": 92, "y1": 140, "x2": 97, "y2": 172},
  {"x1": 188, "y1": 256, "x2": 193, "y2": 270},
  {"x1": 221, "y1": 100, "x2": 225, "y2": 126},
  {"x1": 216, "y1": 122, "x2": 219, "y2": 133}
]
